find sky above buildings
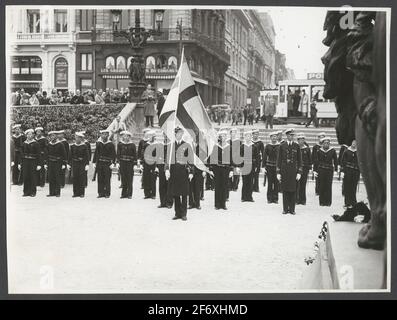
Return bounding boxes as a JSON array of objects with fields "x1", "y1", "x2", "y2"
[{"x1": 259, "y1": 7, "x2": 328, "y2": 79}]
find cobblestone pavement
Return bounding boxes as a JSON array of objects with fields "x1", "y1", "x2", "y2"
[{"x1": 7, "y1": 178, "x2": 367, "y2": 293}]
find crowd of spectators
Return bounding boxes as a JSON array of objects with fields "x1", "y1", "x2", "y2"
[
  {"x1": 11, "y1": 104, "x2": 125, "y2": 143},
  {"x1": 10, "y1": 88, "x2": 132, "y2": 106}
]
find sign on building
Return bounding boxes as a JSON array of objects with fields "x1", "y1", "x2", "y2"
[{"x1": 307, "y1": 72, "x2": 324, "y2": 80}]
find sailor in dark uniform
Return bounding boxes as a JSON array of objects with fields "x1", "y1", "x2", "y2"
[
  {"x1": 263, "y1": 131, "x2": 280, "y2": 203},
  {"x1": 312, "y1": 132, "x2": 326, "y2": 196},
  {"x1": 46, "y1": 131, "x2": 67, "y2": 197},
  {"x1": 93, "y1": 129, "x2": 116, "y2": 198},
  {"x1": 313, "y1": 137, "x2": 338, "y2": 206},
  {"x1": 20, "y1": 129, "x2": 42, "y2": 197},
  {"x1": 11, "y1": 124, "x2": 25, "y2": 185},
  {"x1": 188, "y1": 141, "x2": 205, "y2": 210},
  {"x1": 296, "y1": 133, "x2": 312, "y2": 205},
  {"x1": 68, "y1": 131, "x2": 90, "y2": 198},
  {"x1": 276, "y1": 128, "x2": 302, "y2": 214},
  {"x1": 229, "y1": 127, "x2": 241, "y2": 191},
  {"x1": 140, "y1": 129, "x2": 157, "y2": 199},
  {"x1": 57, "y1": 130, "x2": 69, "y2": 188},
  {"x1": 165, "y1": 126, "x2": 194, "y2": 220},
  {"x1": 116, "y1": 131, "x2": 137, "y2": 199},
  {"x1": 240, "y1": 130, "x2": 260, "y2": 202},
  {"x1": 76, "y1": 130, "x2": 92, "y2": 188},
  {"x1": 156, "y1": 132, "x2": 171, "y2": 208},
  {"x1": 208, "y1": 129, "x2": 232, "y2": 210},
  {"x1": 252, "y1": 128, "x2": 264, "y2": 193},
  {"x1": 34, "y1": 127, "x2": 48, "y2": 188},
  {"x1": 340, "y1": 140, "x2": 360, "y2": 207}
]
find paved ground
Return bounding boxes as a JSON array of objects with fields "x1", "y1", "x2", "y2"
[{"x1": 7, "y1": 176, "x2": 367, "y2": 293}]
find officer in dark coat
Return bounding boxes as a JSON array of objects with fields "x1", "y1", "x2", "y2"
[
  {"x1": 20, "y1": 129, "x2": 42, "y2": 197},
  {"x1": 35, "y1": 127, "x2": 48, "y2": 187},
  {"x1": 11, "y1": 124, "x2": 25, "y2": 185},
  {"x1": 313, "y1": 137, "x2": 338, "y2": 206},
  {"x1": 296, "y1": 133, "x2": 312, "y2": 205},
  {"x1": 140, "y1": 130, "x2": 157, "y2": 199},
  {"x1": 68, "y1": 132, "x2": 90, "y2": 198},
  {"x1": 263, "y1": 131, "x2": 280, "y2": 203},
  {"x1": 340, "y1": 140, "x2": 360, "y2": 207},
  {"x1": 240, "y1": 130, "x2": 260, "y2": 202},
  {"x1": 277, "y1": 129, "x2": 302, "y2": 214},
  {"x1": 208, "y1": 129, "x2": 233, "y2": 209},
  {"x1": 312, "y1": 132, "x2": 326, "y2": 196},
  {"x1": 116, "y1": 131, "x2": 137, "y2": 199},
  {"x1": 57, "y1": 130, "x2": 69, "y2": 188},
  {"x1": 157, "y1": 133, "x2": 173, "y2": 208},
  {"x1": 229, "y1": 127, "x2": 241, "y2": 191},
  {"x1": 46, "y1": 131, "x2": 67, "y2": 197},
  {"x1": 93, "y1": 129, "x2": 116, "y2": 198},
  {"x1": 165, "y1": 127, "x2": 194, "y2": 220},
  {"x1": 252, "y1": 128, "x2": 264, "y2": 193}
]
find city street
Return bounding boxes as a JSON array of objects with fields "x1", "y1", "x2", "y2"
[{"x1": 7, "y1": 177, "x2": 367, "y2": 293}]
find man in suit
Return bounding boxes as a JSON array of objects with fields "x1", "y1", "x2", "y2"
[
  {"x1": 165, "y1": 127, "x2": 194, "y2": 221},
  {"x1": 277, "y1": 129, "x2": 302, "y2": 214}
]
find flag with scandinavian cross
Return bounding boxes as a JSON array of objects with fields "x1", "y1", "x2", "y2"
[{"x1": 158, "y1": 47, "x2": 217, "y2": 173}]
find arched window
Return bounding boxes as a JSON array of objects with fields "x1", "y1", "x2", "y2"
[
  {"x1": 105, "y1": 56, "x2": 115, "y2": 69},
  {"x1": 168, "y1": 56, "x2": 177, "y2": 70},
  {"x1": 146, "y1": 56, "x2": 155, "y2": 69},
  {"x1": 116, "y1": 56, "x2": 126, "y2": 70},
  {"x1": 54, "y1": 57, "x2": 68, "y2": 88},
  {"x1": 127, "y1": 56, "x2": 133, "y2": 69}
]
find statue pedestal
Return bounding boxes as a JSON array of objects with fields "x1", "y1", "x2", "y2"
[{"x1": 129, "y1": 82, "x2": 146, "y2": 103}]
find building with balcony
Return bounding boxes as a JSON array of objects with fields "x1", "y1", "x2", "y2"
[
  {"x1": 74, "y1": 9, "x2": 229, "y2": 106},
  {"x1": 7, "y1": 7, "x2": 76, "y2": 93},
  {"x1": 224, "y1": 10, "x2": 251, "y2": 110},
  {"x1": 246, "y1": 10, "x2": 276, "y2": 109}
]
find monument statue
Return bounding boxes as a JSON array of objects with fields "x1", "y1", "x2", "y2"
[{"x1": 322, "y1": 11, "x2": 386, "y2": 250}]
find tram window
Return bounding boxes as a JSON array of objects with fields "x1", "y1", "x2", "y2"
[
  {"x1": 279, "y1": 85, "x2": 285, "y2": 103},
  {"x1": 311, "y1": 85, "x2": 326, "y2": 102}
]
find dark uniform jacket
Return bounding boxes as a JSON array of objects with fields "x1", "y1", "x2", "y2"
[
  {"x1": 277, "y1": 141, "x2": 302, "y2": 192},
  {"x1": 22, "y1": 139, "x2": 42, "y2": 165},
  {"x1": 338, "y1": 144, "x2": 348, "y2": 167},
  {"x1": 36, "y1": 136, "x2": 48, "y2": 161},
  {"x1": 69, "y1": 142, "x2": 90, "y2": 166},
  {"x1": 300, "y1": 145, "x2": 312, "y2": 170},
  {"x1": 340, "y1": 148, "x2": 359, "y2": 172},
  {"x1": 253, "y1": 139, "x2": 265, "y2": 167},
  {"x1": 313, "y1": 148, "x2": 338, "y2": 172},
  {"x1": 263, "y1": 143, "x2": 280, "y2": 168},
  {"x1": 312, "y1": 144, "x2": 322, "y2": 168},
  {"x1": 117, "y1": 142, "x2": 137, "y2": 164},
  {"x1": 47, "y1": 140, "x2": 67, "y2": 165},
  {"x1": 93, "y1": 139, "x2": 116, "y2": 164},
  {"x1": 13, "y1": 133, "x2": 25, "y2": 155},
  {"x1": 208, "y1": 143, "x2": 233, "y2": 171},
  {"x1": 166, "y1": 140, "x2": 194, "y2": 196},
  {"x1": 59, "y1": 139, "x2": 70, "y2": 163}
]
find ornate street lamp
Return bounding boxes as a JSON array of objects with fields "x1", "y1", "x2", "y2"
[{"x1": 112, "y1": 9, "x2": 164, "y2": 102}]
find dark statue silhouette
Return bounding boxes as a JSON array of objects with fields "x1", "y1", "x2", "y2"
[{"x1": 322, "y1": 11, "x2": 386, "y2": 250}]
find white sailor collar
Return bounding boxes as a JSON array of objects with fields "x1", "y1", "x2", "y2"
[
  {"x1": 35, "y1": 136, "x2": 46, "y2": 140},
  {"x1": 119, "y1": 141, "x2": 133, "y2": 145},
  {"x1": 24, "y1": 139, "x2": 36, "y2": 144},
  {"x1": 49, "y1": 140, "x2": 61, "y2": 145},
  {"x1": 243, "y1": 142, "x2": 253, "y2": 147},
  {"x1": 13, "y1": 134, "x2": 24, "y2": 138},
  {"x1": 320, "y1": 147, "x2": 334, "y2": 153},
  {"x1": 97, "y1": 138, "x2": 113, "y2": 144},
  {"x1": 218, "y1": 143, "x2": 229, "y2": 149},
  {"x1": 347, "y1": 147, "x2": 357, "y2": 152}
]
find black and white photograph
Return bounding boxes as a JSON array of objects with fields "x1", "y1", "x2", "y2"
[{"x1": 3, "y1": 3, "x2": 391, "y2": 295}]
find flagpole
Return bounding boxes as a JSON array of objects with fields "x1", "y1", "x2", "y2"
[{"x1": 167, "y1": 46, "x2": 185, "y2": 167}]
